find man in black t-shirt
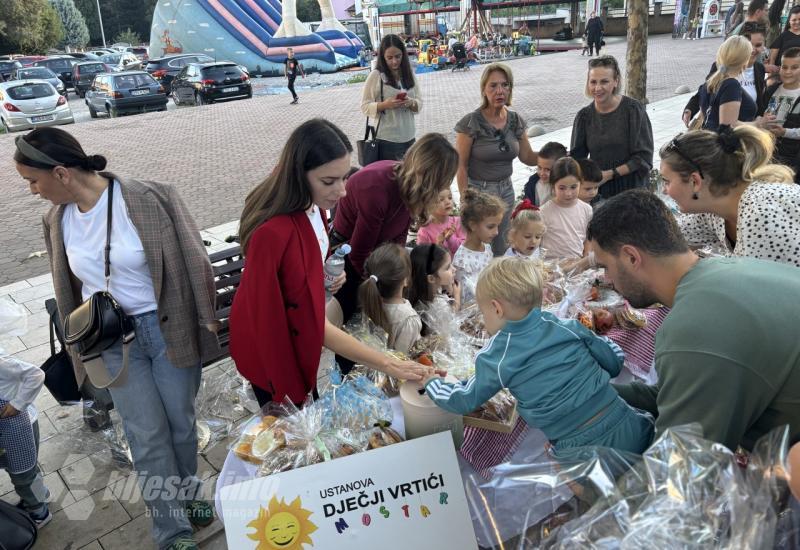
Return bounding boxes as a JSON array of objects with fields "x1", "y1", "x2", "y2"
[{"x1": 284, "y1": 48, "x2": 305, "y2": 104}]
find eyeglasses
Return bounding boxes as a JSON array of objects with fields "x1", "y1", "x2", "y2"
[
  {"x1": 495, "y1": 130, "x2": 510, "y2": 153},
  {"x1": 666, "y1": 136, "x2": 704, "y2": 179}
]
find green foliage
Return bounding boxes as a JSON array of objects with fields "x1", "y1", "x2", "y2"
[
  {"x1": 347, "y1": 72, "x2": 368, "y2": 84},
  {"x1": 114, "y1": 28, "x2": 142, "y2": 46},
  {"x1": 73, "y1": 0, "x2": 156, "y2": 46},
  {"x1": 0, "y1": 0, "x2": 64, "y2": 54},
  {"x1": 297, "y1": 0, "x2": 322, "y2": 23},
  {"x1": 50, "y1": 0, "x2": 90, "y2": 48}
]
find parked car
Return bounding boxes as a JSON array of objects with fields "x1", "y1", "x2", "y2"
[
  {"x1": 12, "y1": 67, "x2": 66, "y2": 95},
  {"x1": 0, "y1": 60, "x2": 23, "y2": 81},
  {"x1": 145, "y1": 53, "x2": 214, "y2": 94},
  {"x1": 32, "y1": 57, "x2": 78, "y2": 90},
  {"x1": 15, "y1": 56, "x2": 48, "y2": 67},
  {"x1": 0, "y1": 80, "x2": 74, "y2": 132},
  {"x1": 72, "y1": 61, "x2": 111, "y2": 98},
  {"x1": 100, "y1": 52, "x2": 142, "y2": 72},
  {"x1": 85, "y1": 71, "x2": 167, "y2": 118},
  {"x1": 125, "y1": 47, "x2": 150, "y2": 63},
  {"x1": 89, "y1": 49, "x2": 116, "y2": 57},
  {"x1": 65, "y1": 52, "x2": 102, "y2": 61},
  {"x1": 171, "y1": 61, "x2": 252, "y2": 105}
]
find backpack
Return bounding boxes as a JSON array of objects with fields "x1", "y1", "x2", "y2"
[{"x1": 0, "y1": 499, "x2": 37, "y2": 550}]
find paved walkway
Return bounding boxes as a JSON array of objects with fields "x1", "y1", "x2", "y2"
[
  {"x1": 0, "y1": 89, "x2": 691, "y2": 549},
  {"x1": 0, "y1": 34, "x2": 721, "y2": 286}
]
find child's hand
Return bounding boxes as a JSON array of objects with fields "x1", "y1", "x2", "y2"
[
  {"x1": 770, "y1": 125, "x2": 786, "y2": 137},
  {"x1": 0, "y1": 403, "x2": 20, "y2": 418},
  {"x1": 421, "y1": 369, "x2": 447, "y2": 386}
]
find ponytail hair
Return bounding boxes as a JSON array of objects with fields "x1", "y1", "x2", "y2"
[
  {"x1": 706, "y1": 36, "x2": 752, "y2": 95},
  {"x1": 659, "y1": 126, "x2": 793, "y2": 195},
  {"x1": 408, "y1": 243, "x2": 449, "y2": 307},
  {"x1": 358, "y1": 243, "x2": 412, "y2": 335},
  {"x1": 14, "y1": 127, "x2": 107, "y2": 172}
]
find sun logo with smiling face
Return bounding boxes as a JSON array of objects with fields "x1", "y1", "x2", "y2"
[{"x1": 247, "y1": 496, "x2": 318, "y2": 549}]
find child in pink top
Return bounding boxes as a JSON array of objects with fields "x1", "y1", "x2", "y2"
[{"x1": 416, "y1": 189, "x2": 465, "y2": 256}]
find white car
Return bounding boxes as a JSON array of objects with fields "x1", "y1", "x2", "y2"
[
  {"x1": 100, "y1": 52, "x2": 142, "y2": 72},
  {"x1": 0, "y1": 80, "x2": 74, "y2": 132}
]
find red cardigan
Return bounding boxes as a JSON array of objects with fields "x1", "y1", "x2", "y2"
[{"x1": 229, "y1": 210, "x2": 325, "y2": 403}]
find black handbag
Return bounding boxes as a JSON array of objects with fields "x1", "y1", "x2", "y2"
[
  {"x1": 0, "y1": 499, "x2": 37, "y2": 550},
  {"x1": 63, "y1": 180, "x2": 135, "y2": 389},
  {"x1": 39, "y1": 298, "x2": 82, "y2": 403},
  {"x1": 357, "y1": 79, "x2": 383, "y2": 166}
]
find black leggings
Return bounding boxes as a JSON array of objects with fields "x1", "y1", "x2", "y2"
[
  {"x1": 288, "y1": 75, "x2": 297, "y2": 99},
  {"x1": 588, "y1": 37, "x2": 602, "y2": 56},
  {"x1": 252, "y1": 384, "x2": 318, "y2": 408}
]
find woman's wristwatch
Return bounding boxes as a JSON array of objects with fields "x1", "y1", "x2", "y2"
[{"x1": 611, "y1": 167, "x2": 621, "y2": 179}]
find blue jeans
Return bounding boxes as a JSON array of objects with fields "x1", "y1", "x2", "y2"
[
  {"x1": 5, "y1": 421, "x2": 49, "y2": 515},
  {"x1": 468, "y1": 177, "x2": 516, "y2": 256},
  {"x1": 101, "y1": 311, "x2": 202, "y2": 549},
  {"x1": 553, "y1": 397, "x2": 655, "y2": 460}
]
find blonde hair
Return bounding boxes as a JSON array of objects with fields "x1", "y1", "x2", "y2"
[
  {"x1": 480, "y1": 63, "x2": 514, "y2": 109},
  {"x1": 706, "y1": 36, "x2": 752, "y2": 95},
  {"x1": 460, "y1": 188, "x2": 506, "y2": 233},
  {"x1": 476, "y1": 257, "x2": 543, "y2": 312},
  {"x1": 358, "y1": 244, "x2": 411, "y2": 335},
  {"x1": 508, "y1": 203, "x2": 545, "y2": 242},
  {"x1": 394, "y1": 133, "x2": 458, "y2": 223},
  {"x1": 660, "y1": 126, "x2": 794, "y2": 196}
]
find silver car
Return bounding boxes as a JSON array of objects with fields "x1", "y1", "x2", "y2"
[
  {"x1": 100, "y1": 52, "x2": 142, "y2": 72},
  {"x1": 12, "y1": 66, "x2": 66, "y2": 96},
  {"x1": 0, "y1": 80, "x2": 74, "y2": 132}
]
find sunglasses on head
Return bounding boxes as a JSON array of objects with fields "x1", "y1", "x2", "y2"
[
  {"x1": 495, "y1": 129, "x2": 510, "y2": 153},
  {"x1": 667, "y1": 136, "x2": 704, "y2": 179}
]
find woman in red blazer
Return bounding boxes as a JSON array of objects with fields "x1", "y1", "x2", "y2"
[{"x1": 230, "y1": 119, "x2": 429, "y2": 406}]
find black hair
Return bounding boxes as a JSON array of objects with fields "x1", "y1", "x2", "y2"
[
  {"x1": 740, "y1": 21, "x2": 766, "y2": 38},
  {"x1": 586, "y1": 189, "x2": 689, "y2": 256},
  {"x1": 747, "y1": 0, "x2": 767, "y2": 17},
  {"x1": 408, "y1": 243, "x2": 449, "y2": 307},
  {"x1": 784, "y1": 5, "x2": 800, "y2": 31},
  {"x1": 538, "y1": 141, "x2": 568, "y2": 160},
  {"x1": 784, "y1": 46, "x2": 800, "y2": 59},
  {"x1": 14, "y1": 127, "x2": 107, "y2": 171},
  {"x1": 376, "y1": 34, "x2": 415, "y2": 90},
  {"x1": 577, "y1": 158, "x2": 602, "y2": 183}
]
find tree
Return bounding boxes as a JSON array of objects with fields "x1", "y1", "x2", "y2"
[
  {"x1": 625, "y1": 0, "x2": 649, "y2": 103},
  {"x1": 73, "y1": 0, "x2": 101, "y2": 44},
  {"x1": 50, "y1": 0, "x2": 90, "y2": 48},
  {"x1": 114, "y1": 28, "x2": 141, "y2": 46},
  {"x1": 0, "y1": 0, "x2": 64, "y2": 54}
]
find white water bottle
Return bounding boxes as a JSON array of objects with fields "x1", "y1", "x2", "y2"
[{"x1": 324, "y1": 244, "x2": 350, "y2": 299}]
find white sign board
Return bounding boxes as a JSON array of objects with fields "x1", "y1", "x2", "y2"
[{"x1": 220, "y1": 431, "x2": 478, "y2": 550}]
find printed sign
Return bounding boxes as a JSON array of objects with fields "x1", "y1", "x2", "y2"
[{"x1": 220, "y1": 431, "x2": 478, "y2": 550}]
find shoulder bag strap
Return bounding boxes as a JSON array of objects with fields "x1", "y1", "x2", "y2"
[
  {"x1": 364, "y1": 77, "x2": 384, "y2": 141},
  {"x1": 104, "y1": 180, "x2": 113, "y2": 290}
]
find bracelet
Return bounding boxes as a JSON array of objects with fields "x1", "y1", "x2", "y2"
[{"x1": 611, "y1": 167, "x2": 620, "y2": 179}]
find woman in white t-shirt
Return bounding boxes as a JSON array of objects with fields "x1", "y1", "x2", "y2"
[
  {"x1": 15, "y1": 127, "x2": 217, "y2": 550},
  {"x1": 540, "y1": 157, "x2": 593, "y2": 260}
]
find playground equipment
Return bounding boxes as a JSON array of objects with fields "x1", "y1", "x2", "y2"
[{"x1": 149, "y1": 0, "x2": 365, "y2": 75}]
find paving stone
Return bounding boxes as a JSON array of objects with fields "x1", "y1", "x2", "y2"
[
  {"x1": 0, "y1": 280, "x2": 31, "y2": 296},
  {"x1": 33, "y1": 491, "x2": 131, "y2": 550},
  {"x1": 37, "y1": 429, "x2": 108, "y2": 475},
  {"x1": 19, "y1": 322, "x2": 51, "y2": 349},
  {"x1": 199, "y1": 530, "x2": 228, "y2": 550},
  {"x1": 77, "y1": 541, "x2": 103, "y2": 550},
  {"x1": 104, "y1": 472, "x2": 146, "y2": 520},
  {"x1": 37, "y1": 412, "x2": 59, "y2": 442},
  {"x1": 9, "y1": 282, "x2": 54, "y2": 304},
  {"x1": 0, "y1": 35, "x2": 722, "y2": 286},
  {"x1": 98, "y1": 512, "x2": 158, "y2": 550},
  {"x1": 45, "y1": 403, "x2": 87, "y2": 434},
  {"x1": 24, "y1": 300, "x2": 49, "y2": 314},
  {"x1": 12, "y1": 342, "x2": 51, "y2": 366},
  {"x1": 34, "y1": 387, "x2": 60, "y2": 414},
  {"x1": 0, "y1": 334, "x2": 25, "y2": 355},
  {"x1": 2, "y1": 470, "x2": 78, "y2": 514},
  {"x1": 60, "y1": 449, "x2": 133, "y2": 497}
]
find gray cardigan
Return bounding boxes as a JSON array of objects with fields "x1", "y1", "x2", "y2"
[{"x1": 42, "y1": 173, "x2": 218, "y2": 385}]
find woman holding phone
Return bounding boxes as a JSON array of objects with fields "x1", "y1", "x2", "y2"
[{"x1": 360, "y1": 34, "x2": 422, "y2": 161}]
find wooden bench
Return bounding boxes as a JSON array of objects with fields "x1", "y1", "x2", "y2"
[{"x1": 203, "y1": 244, "x2": 244, "y2": 367}]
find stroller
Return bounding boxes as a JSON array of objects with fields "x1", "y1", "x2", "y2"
[{"x1": 451, "y1": 42, "x2": 469, "y2": 71}]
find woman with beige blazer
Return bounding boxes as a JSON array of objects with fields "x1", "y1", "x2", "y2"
[
  {"x1": 360, "y1": 33, "x2": 422, "y2": 161},
  {"x1": 14, "y1": 128, "x2": 217, "y2": 550}
]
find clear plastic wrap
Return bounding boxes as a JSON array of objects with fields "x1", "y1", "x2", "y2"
[
  {"x1": 465, "y1": 424, "x2": 795, "y2": 549},
  {"x1": 195, "y1": 363, "x2": 257, "y2": 448},
  {"x1": 0, "y1": 296, "x2": 28, "y2": 338}
]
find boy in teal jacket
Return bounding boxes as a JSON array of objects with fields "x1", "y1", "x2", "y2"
[{"x1": 425, "y1": 257, "x2": 654, "y2": 457}]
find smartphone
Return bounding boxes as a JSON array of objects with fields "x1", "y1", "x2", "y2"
[{"x1": 396, "y1": 92, "x2": 407, "y2": 100}]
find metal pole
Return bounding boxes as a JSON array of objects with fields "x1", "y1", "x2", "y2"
[{"x1": 95, "y1": 0, "x2": 107, "y2": 47}]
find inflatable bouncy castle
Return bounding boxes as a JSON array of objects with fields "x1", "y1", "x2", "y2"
[{"x1": 149, "y1": 0, "x2": 364, "y2": 75}]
